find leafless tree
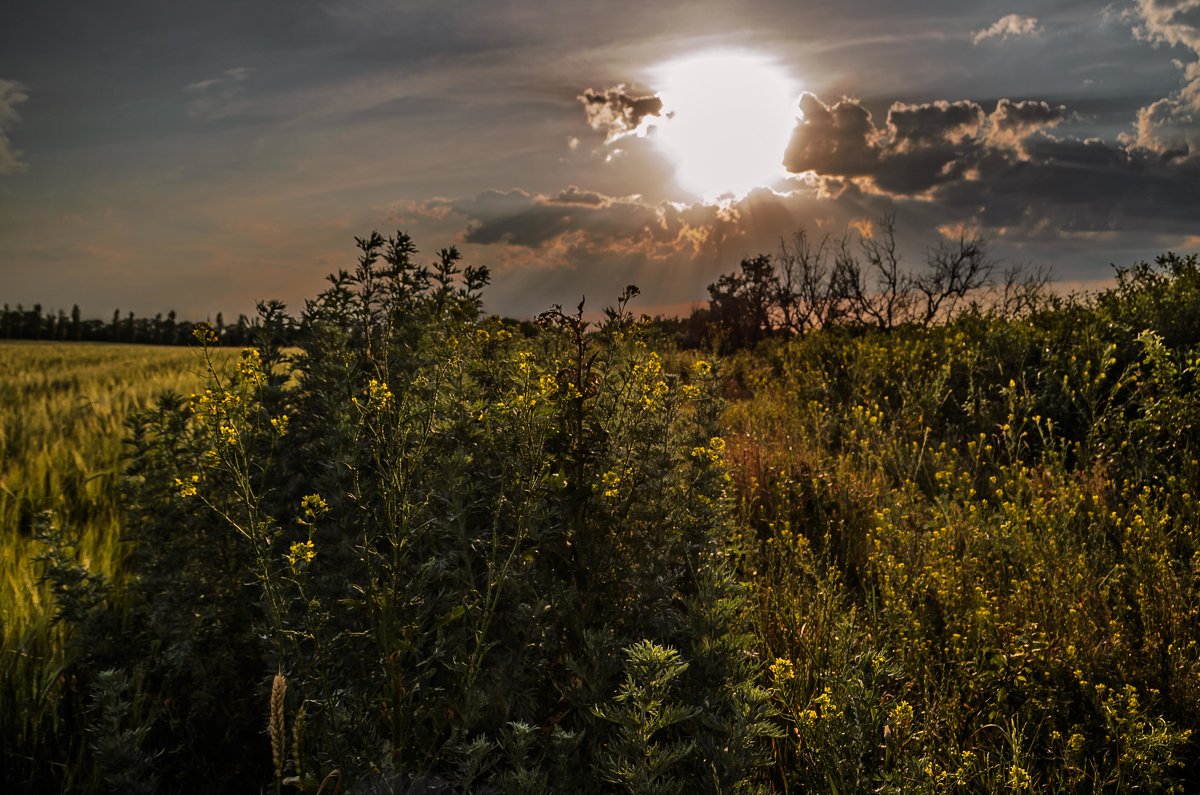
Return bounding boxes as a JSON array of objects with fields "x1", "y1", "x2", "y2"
[
  {"x1": 996, "y1": 263, "x2": 1052, "y2": 317},
  {"x1": 914, "y1": 231, "x2": 994, "y2": 326},
  {"x1": 775, "y1": 229, "x2": 853, "y2": 333}
]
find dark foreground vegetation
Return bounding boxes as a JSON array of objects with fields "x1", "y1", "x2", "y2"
[{"x1": 6, "y1": 228, "x2": 1200, "y2": 792}]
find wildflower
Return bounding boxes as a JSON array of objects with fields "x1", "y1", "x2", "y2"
[
  {"x1": 287, "y1": 539, "x2": 316, "y2": 566},
  {"x1": 693, "y1": 359, "x2": 712, "y2": 377},
  {"x1": 270, "y1": 415, "x2": 289, "y2": 436},
  {"x1": 599, "y1": 468, "x2": 625, "y2": 499},
  {"x1": 193, "y1": 323, "x2": 219, "y2": 346},
  {"x1": 237, "y1": 348, "x2": 265, "y2": 385},
  {"x1": 769, "y1": 657, "x2": 795, "y2": 682},
  {"x1": 516, "y1": 351, "x2": 532, "y2": 375},
  {"x1": 300, "y1": 494, "x2": 328, "y2": 521},
  {"x1": 1008, "y1": 764, "x2": 1031, "y2": 790},
  {"x1": 691, "y1": 436, "x2": 726, "y2": 464},
  {"x1": 367, "y1": 378, "x2": 394, "y2": 408},
  {"x1": 174, "y1": 474, "x2": 200, "y2": 498},
  {"x1": 219, "y1": 423, "x2": 239, "y2": 447}
]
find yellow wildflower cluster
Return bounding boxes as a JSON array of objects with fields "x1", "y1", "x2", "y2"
[
  {"x1": 174, "y1": 474, "x2": 200, "y2": 498},
  {"x1": 300, "y1": 494, "x2": 329, "y2": 522},
  {"x1": 692, "y1": 359, "x2": 712, "y2": 378},
  {"x1": 236, "y1": 348, "x2": 265, "y2": 386},
  {"x1": 890, "y1": 700, "x2": 914, "y2": 728},
  {"x1": 287, "y1": 539, "x2": 316, "y2": 566},
  {"x1": 193, "y1": 323, "x2": 219, "y2": 346},
  {"x1": 270, "y1": 415, "x2": 289, "y2": 436},
  {"x1": 769, "y1": 657, "x2": 795, "y2": 682},
  {"x1": 193, "y1": 388, "x2": 242, "y2": 417},
  {"x1": 691, "y1": 436, "x2": 726, "y2": 464},
  {"x1": 367, "y1": 378, "x2": 394, "y2": 409},
  {"x1": 599, "y1": 467, "x2": 633, "y2": 499},
  {"x1": 219, "y1": 423, "x2": 240, "y2": 447},
  {"x1": 633, "y1": 353, "x2": 669, "y2": 410}
]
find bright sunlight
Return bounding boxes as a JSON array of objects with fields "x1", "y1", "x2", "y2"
[{"x1": 652, "y1": 51, "x2": 799, "y2": 202}]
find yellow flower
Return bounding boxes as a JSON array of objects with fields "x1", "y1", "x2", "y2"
[
  {"x1": 693, "y1": 359, "x2": 712, "y2": 377},
  {"x1": 1009, "y1": 764, "x2": 1031, "y2": 790},
  {"x1": 599, "y1": 468, "x2": 624, "y2": 499},
  {"x1": 174, "y1": 474, "x2": 200, "y2": 498},
  {"x1": 769, "y1": 657, "x2": 795, "y2": 682},
  {"x1": 367, "y1": 378, "x2": 394, "y2": 408},
  {"x1": 237, "y1": 348, "x2": 264, "y2": 385},
  {"x1": 300, "y1": 494, "x2": 329, "y2": 520},
  {"x1": 219, "y1": 423, "x2": 239, "y2": 447},
  {"x1": 692, "y1": 436, "x2": 726, "y2": 464},
  {"x1": 287, "y1": 539, "x2": 316, "y2": 566},
  {"x1": 193, "y1": 323, "x2": 219, "y2": 346},
  {"x1": 270, "y1": 415, "x2": 289, "y2": 436},
  {"x1": 890, "y1": 700, "x2": 914, "y2": 727}
]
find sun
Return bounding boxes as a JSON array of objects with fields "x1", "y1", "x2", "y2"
[{"x1": 651, "y1": 51, "x2": 799, "y2": 202}]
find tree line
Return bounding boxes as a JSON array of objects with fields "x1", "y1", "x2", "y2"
[
  {"x1": 666, "y1": 213, "x2": 1052, "y2": 352},
  {"x1": 0, "y1": 303, "x2": 286, "y2": 346}
]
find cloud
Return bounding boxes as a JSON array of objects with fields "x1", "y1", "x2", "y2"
[
  {"x1": 437, "y1": 187, "x2": 736, "y2": 258},
  {"x1": 385, "y1": 185, "x2": 862, "y2": 315},
  {"x1": 1127, "y1": 1, "x2": 1200, "y2": 155},
  {"x1": 783, "y1": 93, "x2": 882, "y2": 178},
  {"x1": 577, "y1": 85, "x2": 663, "y2": 141},
  {"x1": 0, "y1": 79, "x2": 29, "y2": 174},
  {"x1": 782, "y1": 91, "x2": 1200, "y2": 236},
  {"x1": 972, "y1": 14, "x2": 1042, "y2": 45},
  {"x1": 987, "y1": 99, "x2": 1070, "y2": 151},
  {"x1": 1131, "y1": 0, "x2": 1200, "y2": 51},
  {"x1": 184, "y1": 67, "x2": 252, "y2": 120}
]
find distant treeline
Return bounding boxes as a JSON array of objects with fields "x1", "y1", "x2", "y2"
[{"x1": 0, "y1": 303, "x2": 286, "y2": 346}]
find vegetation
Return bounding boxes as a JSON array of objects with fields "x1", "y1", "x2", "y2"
[
  {"x1": 3, "y1": 229, "x2": 1200, "y2": 792},
  {"x1": 0, "y1": 303, "x2": 285, "y2": 346},
  {"x1": 0, "y1": 342, "x2": 226, "y2": 790}
]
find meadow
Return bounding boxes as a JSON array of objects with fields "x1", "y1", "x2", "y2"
[
  {"x1": 0, "y1": 342, "x2": 230, "y2": 789},
  {"x1": 3, "y1": 243, "x2": 1200, "y2": 792}
]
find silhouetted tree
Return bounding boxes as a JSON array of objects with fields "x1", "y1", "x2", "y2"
[{"x1": 706, "y1": 254, "x2": 781, "y2": 351}]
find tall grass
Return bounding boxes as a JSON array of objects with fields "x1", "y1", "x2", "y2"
[{"x1": 0, "y1": 341, "x2": 222, "y2": 789}]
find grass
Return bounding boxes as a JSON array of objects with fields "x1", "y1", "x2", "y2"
[{"x1": 0, "y1": 341, "x2": 228, "y2": 789}]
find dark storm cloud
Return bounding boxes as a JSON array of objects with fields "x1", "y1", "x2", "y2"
[
  {"x1": 578, "y1": 85, "x2": 664, "y2": 141},
  {"x1": 782, "y1": 90, "x2": 1200, "y2": 235},
  {"x1": 987, "y1": 99, "x2": 1069, "y2": 144},
  {"x1": 390, "y1": 185, "x2": 863, "y2": 317},
  {"x1": 939, "y1": 140, "x2": 1200, "y2": 235},
  {"x1": 0, "y1": 79, "x2": 28, "y2": 174},
  {"x1": 887, "y1": 100, "x2": 985, "y2": 147},
  {"x1": 441, "y1": 188, "x2": 734, "y2": 257},
  {"x1": 783, "y1": 93, "x2": 882, "y2": 177}
]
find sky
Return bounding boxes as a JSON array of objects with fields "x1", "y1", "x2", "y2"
[{"x1": 2, "y1": 0, "x2": 1199, "y2": 320}]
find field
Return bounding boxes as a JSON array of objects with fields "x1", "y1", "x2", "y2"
[
  {"x1": 3, "y1": 251, "x2": 1200, "y2": 792},
  {"x1": 0, "y1": 342, "x2": 228, "y2": 788}
]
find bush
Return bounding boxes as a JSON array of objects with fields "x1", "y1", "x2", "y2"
[{"x1": 54, "y1": 232, "x2": 774, "y2": 792}]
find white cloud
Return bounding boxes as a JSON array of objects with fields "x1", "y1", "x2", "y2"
[
  {"x1": 1129, "y1": 0, "x2": 1200, "y2": 152},
  {"x1": 0, "y1": 79, "x2": 29, "y2": 174},
  {"x1": 972, "y1": 14, "x2": 1042, "y2": 45}
]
